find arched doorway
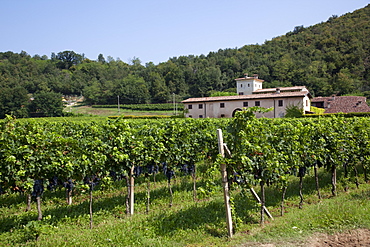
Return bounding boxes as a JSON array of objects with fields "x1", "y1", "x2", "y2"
[{"x1": 232, "y1": 108, "x2": 242, "y2": 117}]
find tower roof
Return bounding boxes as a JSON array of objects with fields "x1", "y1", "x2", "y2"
[{"x1": 235, "y1": 73, "x2": 264, "y2": 82}]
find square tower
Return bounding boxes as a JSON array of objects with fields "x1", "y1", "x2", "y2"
[{"x1": 235, "y1": 74, "x2": 264, "y2": 95}]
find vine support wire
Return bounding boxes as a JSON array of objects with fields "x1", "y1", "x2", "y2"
[{"x1": 217, "y1": 129, "x2": 233, "y2": 238}]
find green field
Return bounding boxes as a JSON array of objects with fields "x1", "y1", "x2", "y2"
[{"x1": 65, "y1": 105, "x2": 175, "y2": 117}]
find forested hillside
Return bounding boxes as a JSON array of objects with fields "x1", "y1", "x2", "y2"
[{"x1": 0, "y1": 4, "x2": 369, "y2": 118}]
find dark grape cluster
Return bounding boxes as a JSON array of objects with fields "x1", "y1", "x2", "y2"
[
  {"x1": 109, "y1": 171, "x2": 126, "y2": 181},
  {"x1": 180, "y1": 164, "x2": 188, "y2": 174},
  {"x1": 146, "y1": 164, "x2": 159, "y2": 175},
  {"x1": 32, "y1": 180, "x2": 44, "y2": 197},
  {"x1": 179, "y1": 164, "x2": 195, "y2": 175},
  {"x1": 162, "y1": 162, "x2": 168, "y2": 174},
  {"x1": 298, "y1": 167, "x2": 307, "y2": 177},
  {"x1": 84, "y1": 176, "x2": 100, "y2": 190},
  {"x1": 166, "y1": 169, "x2": 175, "y2": 182},
  {"x1": 161, "y1": 162, "x2": 175, "y2": 181},
  {"x1": 47, "y1": 176, "x2": 59, "y2": 191},
  {"x1": 63, "y1": 179, "x2": 74, "y2": 192},
  {"x1": 134, "y1": 166, "x2": 143, "y2": 177},
  {"x1": 188, "y1": 164, "x2": 195, "y2": 175}
]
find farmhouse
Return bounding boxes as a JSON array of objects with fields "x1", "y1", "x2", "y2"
[
  {"x1": 311, "y1": 96, "x2": 370, "y2": 113},
  {"x1": 182, "y1": 74, "x2": 312, "y2": 118}
]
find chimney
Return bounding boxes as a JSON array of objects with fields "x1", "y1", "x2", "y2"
[
  {"x1": 327, "y1": 102, "x2": 331, "y2": 108},
  {"x1": 244, "y1": 73, "x2": 248, "y2": 78},
  {"x1": 276, "y1": 88, "x2": 281, "y2": 94},
  {"x1": 253, "y1": 74, "x2": 258, "y2": 79}
]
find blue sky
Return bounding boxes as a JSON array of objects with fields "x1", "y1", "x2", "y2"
[{"x1": 1, "y1": 0, "x2": 368, "y2": 65}]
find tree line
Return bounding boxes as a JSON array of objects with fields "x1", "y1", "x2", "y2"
[{"x1": 0, "y1": 4, "x2": 369, "y2": 118}]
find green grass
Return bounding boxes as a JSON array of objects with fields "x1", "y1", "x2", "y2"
[
  {"x1": 66, "y1": 105, "x2": 174, "y2": 117},
  {"x1": 0, "y1": 166, "x2": 369, "y2": 246}
]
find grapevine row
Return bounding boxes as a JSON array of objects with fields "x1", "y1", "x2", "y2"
[
  {"x1": 223, "y1": 108, "x2": 370, "y2": 223},
  {"x1": 0, "y1": 112, "x2": 369, "y2": 226},
  {"x1": 0, "y1": 116, "x2": 226, "y2": 223}
]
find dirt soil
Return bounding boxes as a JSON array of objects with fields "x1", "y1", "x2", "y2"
[
  {"x1": 307, "y1": 229, "x2": 370, "y2": 247},
  {"x1": 241, "y1": 229, "x2": 370, "y2": 247}
]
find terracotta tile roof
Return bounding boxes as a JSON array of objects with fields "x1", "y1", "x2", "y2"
[
  {"x1": 312, "y1": 96, "x2": 370, "y2": 113},
  {"x1": 235, "y1": 77, "x2": 264, "y2": 82},
  {"x1": 254, "y1": 86, "x2": 308, "y2": 93},
  {"x1": 182, "y1": 91, "x2": 311, "y2": 103}
]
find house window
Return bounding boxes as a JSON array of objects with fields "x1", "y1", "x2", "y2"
[
  {"x1": 188, "y1": 104, "x2": 192, "y2": 109},
  {"x1": 306, "y1": 100, "x2": 309, "y2": 107},
  {"x1": 239, "y1": 92, "x2": 244, "y2": 95},
  {"x1": 240, "y1": 84, "x2": 243, "y2": 88},
  {"x1": 189, "y1": 115, "x2": 192, "y2": 118},
  {"x1": 243, "y1": 102, "x2": 248, "y2": 107},
  {"x1": 248, "y1": 84, "x2": 250, "y2": 87},
  {"x1": 221, "y1": 114, "x2": 225, "y2": 118},
  {"x1": 199, "y1": 115, "x2": 203, "y2": 118},
  {"x1": 278, "y1": 100, "x2": 283, "y2": 107},
  {"x1": 220, "y1": 103, "x2": 225, "y2": 108},
  {"x1": 255, "y1": 101, "x2": 260, "y2": 106},
  {"x1": 198, "y1": 104, "x2": 203, "y2": 109}
]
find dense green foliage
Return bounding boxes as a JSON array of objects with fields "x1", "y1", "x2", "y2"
[
  {"x1": 1, "y1": 114, "x2": 369, "y2": 202},
  {"x1": 0, "y1": 117, "x2": 225, "y2": 194},
  {"x1": 1, "y1": 5, "x2": 370, "y2": 118},
  {"x1": 1, "y1": 114, "x2": 370, "y2": 195}
]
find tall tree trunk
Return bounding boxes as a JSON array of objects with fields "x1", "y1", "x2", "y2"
[
  {"x1": 314, "y1": 163, "x2": 321, "y2": 200},
  {"x1": 280, "y1": 186, "x2": 287, "y2": 216},
  {"x1": 260, "y1": 181, "x2": 265, "y2": 225},
  {"x1": 89, "y1": 189, "x2": 93, "y2": 229},
  {"x1": 331, "y1": 165, "x2": 337, "y2": 196},
  {"x1": 36, "y1": 195, "x2": 42, "y2": 221},
  {"x1": 299, "y1": 175, "x2": 304, "y2": 209}
]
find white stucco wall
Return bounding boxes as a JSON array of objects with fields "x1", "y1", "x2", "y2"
[{"x1": 184, "y1": 96, "x2": 311, "y2": 119}]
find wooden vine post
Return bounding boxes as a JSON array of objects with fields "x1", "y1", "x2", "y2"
[{"x1": 217, "y1": 129, "x2": 233, "y2": 238}]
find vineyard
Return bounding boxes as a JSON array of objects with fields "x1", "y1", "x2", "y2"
[
  {"x1": 91, "y1": 103, "x2": 184, "y2": 112},
  {"x1": 0, "y1": 111, "x2": 370, "y2": 246}
]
